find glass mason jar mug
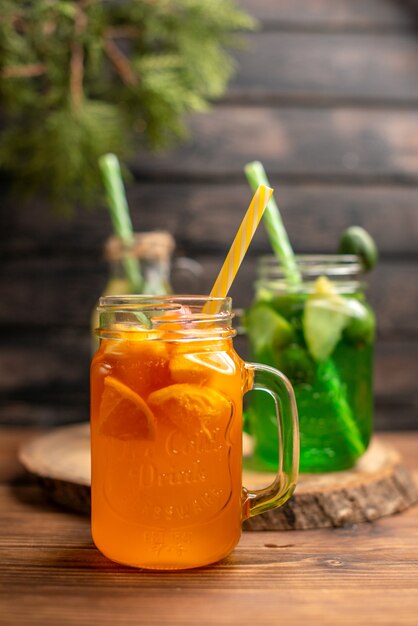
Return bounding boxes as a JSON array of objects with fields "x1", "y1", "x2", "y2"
[
  {"x1": 91, "y1": 296, "x2": 299, "y2": 570},
  {"x1": 245, "y1": 256, "x2": 375, "y2": 473}
]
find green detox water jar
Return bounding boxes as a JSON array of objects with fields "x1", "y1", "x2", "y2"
[{"x1": 245, "y1": 255, "x2": 375, "y2": 473}]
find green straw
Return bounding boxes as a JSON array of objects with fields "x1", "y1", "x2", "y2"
[
  {"x1": 99, "y1": 154, "x2": 143, "y2": 292},
  {"x1": 245, "y1": 161, "x2": 301, "y2": 287}
]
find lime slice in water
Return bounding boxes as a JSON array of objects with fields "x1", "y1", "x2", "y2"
[
  {"x1": 338, "y1": 226, "x2": 378, "y2": 271},
  {"x1": 344, "y1": 300, "x2": 376, "y2": 344},
  {"x1": 303, "y1": 276, "x2": 352, "y2": 361},
  {"x1": 245, "y1": 303, "x2": 293, "y2": 354}
]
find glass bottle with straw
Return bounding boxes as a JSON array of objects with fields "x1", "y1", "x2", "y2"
[
  {"x1": 98, "y1": 153, "x2": 146, "y2": 294},
  {"x1": 244, "y1": 162, "x2": 375, "y2": 472},
  {"x1": 97, "y1": 153, "x2": 202, "y2": 294},
  {"x1": 91, "y1": 154, "x2": 198, "y2": 349}
]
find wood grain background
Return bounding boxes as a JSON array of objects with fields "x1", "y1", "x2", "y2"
[{"x1": 1, "y1": 0, "x2": 417, "y2": 429}]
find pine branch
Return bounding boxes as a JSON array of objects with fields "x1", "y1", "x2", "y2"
[
  {"x1": 104, "y1": 39, "x2": 139, "y2": 87},
  {"x1": 1, "y1": 63, "x2": 46, "y2": 78},
  {"x1": 70, "y1": 5, "x2": 88, "y2": 110},
  {"x1": 0, "y1": 0, "x2": 257, "y2": 211},
  {"x1": 105, "y1": 26, "x2": 142, "y2": 39}
]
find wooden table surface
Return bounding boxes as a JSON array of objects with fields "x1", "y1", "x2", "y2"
[{"x1": 1, "y1": 428, "x2": 417, "y2": 626}]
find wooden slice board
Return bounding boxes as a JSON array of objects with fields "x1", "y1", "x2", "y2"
[{"x1": 18, "y1": 423, "x2": 418, "y2": 530}]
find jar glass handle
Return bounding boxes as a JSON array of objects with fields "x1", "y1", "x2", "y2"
[{"x1": 242, "y1": 363, "x2": 299, "y2": 519}]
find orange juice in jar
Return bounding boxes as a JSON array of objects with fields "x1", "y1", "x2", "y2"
[{"x1": 91, "y1": 296, "x2": 299, "y2": 570}]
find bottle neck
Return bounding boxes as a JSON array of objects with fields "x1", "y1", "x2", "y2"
[
  {"x1": 104, "y1": 232, "x2": 175, "y2": 294},
  {"x1": 108, "y1": 257, "x2": 171, "y2": 290},
  {"x1": 256, "y1": 255, "x2": 365, "y2": 296},
  {"x1": 105, "y1": 232, "x2": 175, "y2": 263}
]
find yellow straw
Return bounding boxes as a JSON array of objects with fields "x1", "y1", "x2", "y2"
[{"x1": 205, "y1": 184, "x2": 273, "y2": 313}]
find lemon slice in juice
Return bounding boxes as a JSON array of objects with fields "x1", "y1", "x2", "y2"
[
  {"x1": 100, "y1": 376, "x2": 156, "y2": 440},
  {"x1": 148, "y1": 383, "x2": 231, "y2": 439},
  {"x1": 303, "y1": 276, "x2": 352, "y2": 362}
]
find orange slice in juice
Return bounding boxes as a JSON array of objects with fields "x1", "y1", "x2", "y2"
[
  {"x1": 169, "y1": 354, "x2": 211, "y2": 384},
  {"x1": 148, "y1": 383, "x2": 231, "y2": 439},
  {"x1": 100, "y1": 376, "x2": 156, "y2": 440},
  {"x1": 102, "y1": 339, "x2": 171, "y2": 396},
  {"x1": 169, "y1": 352, "x2": 235, "y2": 385}
]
